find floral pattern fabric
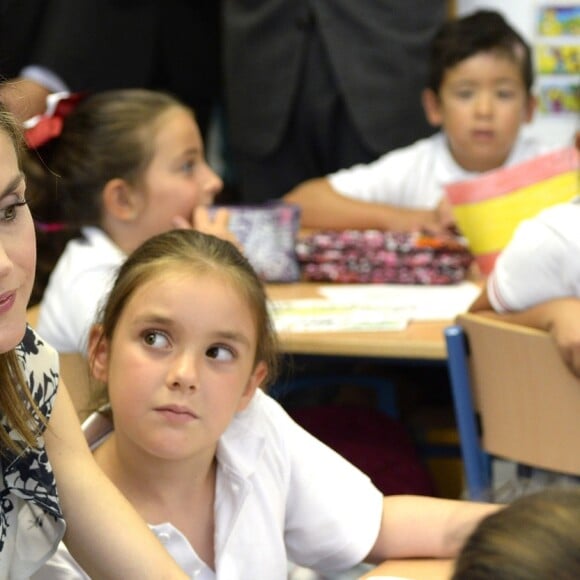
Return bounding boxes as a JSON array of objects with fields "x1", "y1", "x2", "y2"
[
  {"x1": 296, "y1": 230, "x2": 473, "y2": 285},
  {"x1": 0, "y1": 326, "x2": 65, "y2": 577}
]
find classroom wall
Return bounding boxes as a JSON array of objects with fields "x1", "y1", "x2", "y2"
[{"x1": 457, "y1": 0, "x2": 578, "y2": 146}]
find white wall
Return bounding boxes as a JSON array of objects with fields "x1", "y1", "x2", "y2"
[{"x1": 456, "y1": 0, "x2": 578, "y2": 146}]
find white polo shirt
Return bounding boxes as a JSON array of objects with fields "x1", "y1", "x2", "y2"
[
  {"x1": 37, "y1": 227, "x2": 125, "y2": 354},
  {"x1": 487, "y1": 199, "x2": 580, "y2": 312},
  {"x1": 35, "y1": 391, "x2": 383, "y2": 579},
  {"x1": 328, "y1": 131, "x2": 550, "y2": 209}
]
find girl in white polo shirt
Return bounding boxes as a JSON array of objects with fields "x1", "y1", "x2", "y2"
[
  {"x1": 24, "y1": 89, "x2": 231, "y2": 355},
  {"x1": 37, "y1": 229, "x2": 499, "y2": 579}
]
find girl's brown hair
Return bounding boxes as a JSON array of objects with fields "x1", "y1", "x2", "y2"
[
  {"x1": 90, "y1": 229, "x2": 279, "y2": 411},
  {"x1": 453, "y1": 487, "x2": 580, "y2": 579},
  {"x1": 24, "y1": 89, "x2": 192, "y2": 306}
]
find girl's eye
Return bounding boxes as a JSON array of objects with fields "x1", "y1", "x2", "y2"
[
  {"x1": 142, "y1": 330, "x2": 170, "y2": 349},
  {"x1": 455, "y1": 90, "x2": 473, "y2": 99},
  {"x1": 0, "y1": 200, "x2": 27, "y2": 223},
  {"x1": 180, "y1": 159, "x2": 195, "y2": 174},
  {"x1": 206, "y1": 345, "x2": 235, "y2": 361}
]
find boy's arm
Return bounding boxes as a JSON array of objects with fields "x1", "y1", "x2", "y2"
[
  {"x1": 470, "y1": 289, "x2": 580, "y2": 377},
  {"x1": 365, "y1": 496, "x2": 501, "y2": 562},
  {"x1": 45, "y1": 380, "x2": 187, "y2": 579},
  {"x1": 283, "y1": 178, "x2": 448, "y2": 233}
]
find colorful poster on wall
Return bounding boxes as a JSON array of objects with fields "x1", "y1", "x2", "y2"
[
  {"x1": 536, "y1": 76, "x2": 580, "y2": 112},
  {"x1": 535, "y1": 2, "x2": 580, "y2": 115},
  {"x1": 536, "y1": 44, "x2": 579, "y2": 74},
  {"x1": 537, "y1": 4, "x2": 580, "y2": 36}
]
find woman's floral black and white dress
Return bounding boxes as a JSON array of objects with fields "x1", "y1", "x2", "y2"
[{"x1": 0, "y1": 327, "x2": 65, "y2": 578}]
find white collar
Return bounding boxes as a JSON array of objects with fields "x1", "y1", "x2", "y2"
[{"x1": 82, "y1": 392, "x2": 267, "y2": 482}]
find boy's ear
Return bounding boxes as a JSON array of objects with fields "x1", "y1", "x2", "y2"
[
  {"x1": 102, "y1": 178, "x2": 142, "y2": 222},
  {"x1": 88, "y1": 324, "x2": 110, "y2": 383},
  {"x1": 422, "y1": 88, "x2": 444, "y2": 127},
  {"x1": 236, "y1": 361, "x2": 268, "y2": 413}
]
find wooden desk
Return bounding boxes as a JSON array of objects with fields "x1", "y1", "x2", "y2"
[
  {"x1": 359, "y1": 558, "x2": 453, "y2": 579},
  {"x1": 267, "y1": 283, "x2": 450, "y2": 361}
]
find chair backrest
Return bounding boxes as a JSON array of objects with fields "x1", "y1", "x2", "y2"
[
  {"x1": 445, "y1": 312, "x2": 580, "y2": 500},
  {"x1": 27, "y1": 305, "x2": 92, "y2": 421}
]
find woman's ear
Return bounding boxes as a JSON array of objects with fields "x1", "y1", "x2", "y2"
[
  {"x1": 422, "y1": 88, "x2": 444, "y2": 127},
  {"x1": 102, "y1": 178, "x2": 142, "y2": 222},
  {"x1": 236, "y1": 361, "x2": 268, "y2": 412},
  {"x1": 88, "y1": 324, "x2": 110, "y2": 382}
]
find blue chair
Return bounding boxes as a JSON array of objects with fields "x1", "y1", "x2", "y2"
[{"x1": 445, "y1": 313, "x2": 580, "y2": 500}]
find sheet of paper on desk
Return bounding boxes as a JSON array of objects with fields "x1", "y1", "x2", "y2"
[
  {"x1": 318, "y1": 281, "x2": 481, "y2": 321},
  {"x1": 269, "y1": 299, "x2": 409, "y2": 333}
]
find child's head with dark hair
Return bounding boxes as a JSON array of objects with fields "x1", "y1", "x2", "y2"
[
  {"x1": 421, "y1": 10, "x2": 536, "y2": 175},
  {"x1": 427, "y1": 10, "x2": 533, "y2": 95}
]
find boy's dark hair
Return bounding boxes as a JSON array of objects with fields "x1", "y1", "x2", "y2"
[{"x1": 427, "y1": 10, "x2": 533, "y2": 94}]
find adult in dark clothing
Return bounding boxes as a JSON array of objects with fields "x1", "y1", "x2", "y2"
[
  {"x1": 0, "y1": 0, "x2": 49, "y2": 78},
  {"x1": 0, "y1": 0, "x2": 221, "y2": 138},
  {"x1": 223, "y1": 0, "x2": 448, "y2": 202}
]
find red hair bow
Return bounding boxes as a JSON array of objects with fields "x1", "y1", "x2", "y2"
[{"x1": 24, "y1": 91, "x2": 86, "y2": 149}]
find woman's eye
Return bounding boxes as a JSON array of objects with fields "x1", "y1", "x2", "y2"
[
  {"x1": 0, "y1": 200, "x2": 26, "y2": 223},
  {"x1": 206, "y1": 345, "x2": 235, "y2": 361},
  {"x1": 143, "y1": 330, "x2": 170, "y2": 349}
]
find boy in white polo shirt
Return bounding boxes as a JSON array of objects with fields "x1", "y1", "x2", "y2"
[{"x1": 284, "y1": 10, "x2": 552, "y2": 234}]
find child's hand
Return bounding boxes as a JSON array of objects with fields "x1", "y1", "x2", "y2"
[
  {"x1": 436, "y1": 198, "x2": 456, "y2": 231},
  {"x1": 381, "y1": 206, "x2": 452, "y2": 236},
  {"x1": 193, "y1": 206, "x2": 241, "y2": 250},
  {"x1": 393, "y1": 200, "x2": 456, "y2": 237},
  {"x1": 416, "y1": 203, "x2": 456, "y2": 237}
]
